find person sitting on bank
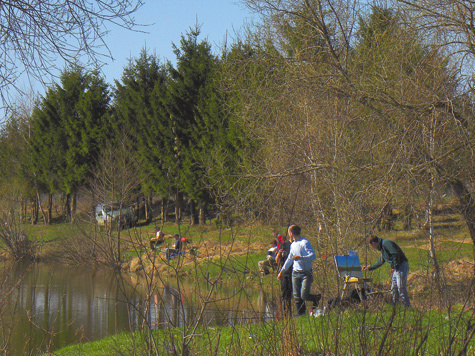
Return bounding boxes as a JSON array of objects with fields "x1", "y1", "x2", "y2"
[
  {"x1": 150, "y1": 226, "x2": 165, "y2": 250},
  {"x1": 165, "y1": 234, "x2": 183, "y2": 260},
  {"x1": 258, "y1": 240, "x2": 278, "y2": 275}
]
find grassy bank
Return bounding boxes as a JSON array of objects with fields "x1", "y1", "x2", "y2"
[
  {"x1": 10, "y1": 211, "x2": 475, "y2": 304},
  {"x1": 51, "y1": 304, "x2": 475, "y2": 355}
]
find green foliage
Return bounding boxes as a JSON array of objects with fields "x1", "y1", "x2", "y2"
[
  {"x1": 217, "y1": 40, "x2": 288, "y2": 219},
  {"x1": 114, "y1": 49, "x2": 171, "y2": 197},
  {"x1": 357, "y1": 6, "x2": 398, "y2": 48},
  {"x1": 111, "y1": 34, "x2": 254, "y2": 221},
  {"x1": 53, "y1": 307, "x2": 475, "y2": 355},
  {"x1": 165, "y1": 27, "x2": 220, "y2": 204},
  {"x1": 27, "y1": 90, "x2": 63, "y2": 194},
  {"x1": 27, "y1": 66, "x2": 111, "y2": 196},
  {"x1": 0, "y1": 114, "x2": 36, "y2": 199}
]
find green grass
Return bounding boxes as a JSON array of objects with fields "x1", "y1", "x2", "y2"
[
  {"x1": 51, "y1": 331, "x2": 147, "y2": 355},
  {"x1": 51, "y1": 306, "x2": 475, "y2": 356},
  {"x1": 169, "y1": 251, "x2": 262, "y2": 282},
  {"x1": 21, "y1": 222, "x2": 72, "y2": 242}
]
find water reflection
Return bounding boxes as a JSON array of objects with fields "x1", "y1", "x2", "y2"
[
  {"x1": 1, "y1": 261, "x2": 280, "y2": 354},
  {"x1": 130, "y1": 284, "x2": 280, "y2": 330}
]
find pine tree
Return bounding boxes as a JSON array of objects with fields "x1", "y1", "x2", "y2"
[
  {"x1": 27, "y1": 66, "x2": 111, "y2": 222},
  {"x1": 165, "y1": 28, "x2": 220, "y2": 223},
  {"x1": 113, "y1": 49, "x2": 170, "y2": 220}
]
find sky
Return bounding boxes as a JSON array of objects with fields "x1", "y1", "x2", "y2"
[{"x1": 99, "y1": 0, "x2": 255, "y2": 84}]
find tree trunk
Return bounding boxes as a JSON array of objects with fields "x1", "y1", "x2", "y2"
[
  {"x1": 427, "y1": 175, "x2": 447, "y2": 305},
  {"x1": 31, "y1": 195, "x2": 38, "y2": 225},
  {"x1": 402, "y1": 203, "x2": 413, "y2": 230},
  {"x1": 190, "y1": 200, "x2": 199, "y2": 225},
  {"x1": 71, "y1": 193, "x2": 77, "y2": 222},
  {"x1": 175, "y1": 191, "x2": 182, "y2": 223},
  {"x1": 37, "y1": 191, "x2": 49, "y2": 225},
  {"x1": 64, "y1": 193, "x2": 71, "y2": 220},
  {"x1": 20, "y1": 199, "x2": 23, "y2": 223},
  {"x1": 145, "y1": 195, "x2": 152, "y2": 223},
  {"x1": 47, "y1": 193, "x2": 53, "y2": 225},
  {"x1": 199, "y1": 203, "x2": 206, "y2": 225},
  {"x1": 381, "y1": 202, "x2": 394, "y2": 231},
  {"x1": 161, "y1": 198, "x2": 168, "y2": 223},
  {"x1": 450, "y1": 179, "x2": 475, "y2": 277}
]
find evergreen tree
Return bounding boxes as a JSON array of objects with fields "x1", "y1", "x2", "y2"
[
  {"x1": 113, "y1": 49, "x2": 170, "y2": 218},
  {"x1": 165, "y1": 28, "x2": 220, "y2": 223},
  {"x1": 28, "y1": 88, "x2": 64, "y2": 198},
  {"x1": 61, "y1": 68, "x2": 111, "y2": 195},
  {"x1": 27, "y1": 66, "x2": 111, "y2": 221},
  {"x1": 0, "y1": 111, "x2": 38, "y2": 222}
]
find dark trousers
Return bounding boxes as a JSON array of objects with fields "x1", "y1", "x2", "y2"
[
  {"x1": 280, "y1": 272, "x2": 293, "y2": 317},
  {"x1": 165, "y1": 248, "x2": 180, "y2": 259}
]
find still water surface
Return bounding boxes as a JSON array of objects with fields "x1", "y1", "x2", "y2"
[{"x1": 3, "y1": 261, "x2": 278, "y2": 354}]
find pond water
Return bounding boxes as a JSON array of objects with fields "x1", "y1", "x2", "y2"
[{"x1": 1, "y1": 261, "x2": 280, "y2": 354}]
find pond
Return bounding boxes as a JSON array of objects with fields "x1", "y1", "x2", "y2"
[{"x1": 1, "y1": 261, "x2": 280, "y2": 354}]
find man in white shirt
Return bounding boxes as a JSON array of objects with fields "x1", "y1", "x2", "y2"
[{"x1": 277, "y1": 225, "x2": 321, "y2": 316}]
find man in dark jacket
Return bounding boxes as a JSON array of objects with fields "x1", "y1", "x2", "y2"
[
  {"x1": 275, "y1": 234, "x2": 293, "y2": 316},
  {"x1": 362, "y1": 234, "x2": 410, "y2": 307},
  {"x1": 165, "y1": 234, "x2": 183, "y2": 260}
]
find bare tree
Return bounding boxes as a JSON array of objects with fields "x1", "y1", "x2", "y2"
[
  {"x1": 86, "y1": 135, "x2": 143, "y2": 268},
  {"x1": 395, "y1": 0, "x2": 475, "y2": 85},
  {"x1": 227, "y1": 1, "x2": 468, "y2": 282},
  {"x1": 0, "y1": 0, "x2": 144, "y2": 115},
  {"x1": 393, "y1": 0, "x2": 475, "y2": 275}
]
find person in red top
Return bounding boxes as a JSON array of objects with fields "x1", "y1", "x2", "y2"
[{"x1": 275, "y1": 231, "x2": 285, "y2": 251}]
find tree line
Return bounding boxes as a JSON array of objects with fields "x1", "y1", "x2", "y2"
[{"x1": 0, "y1": 28, "x2": 249, "y2": 226}]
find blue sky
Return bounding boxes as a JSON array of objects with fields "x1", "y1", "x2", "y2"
[
  {"x1": 2, "y1": 1, "x2": 254, "y2": 120},
  {"x1": 100, "y1": 0, "x2": 255, "y2": 84}
]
